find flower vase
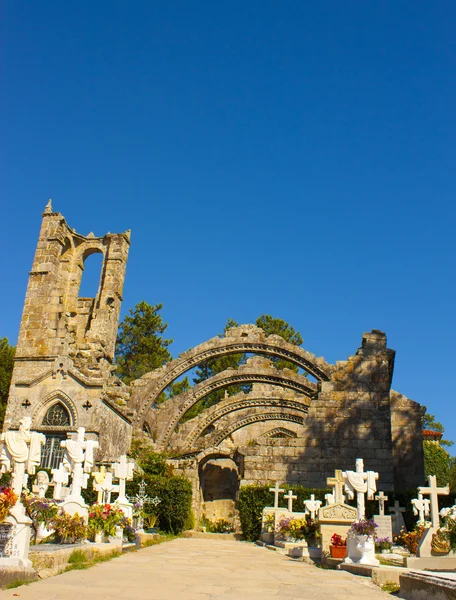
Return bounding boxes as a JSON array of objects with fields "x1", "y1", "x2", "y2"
[
  {"x1": 94, "y1": 531, "x2": 104, "y2": 543},
  {"x1": 355, "y1": 535, "x2": 376, "y2": 565}
]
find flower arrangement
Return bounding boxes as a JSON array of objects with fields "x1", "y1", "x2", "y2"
[
  {"x1": 264, "y1": 513, "x2": 275, "y2": 533},
  {"x1": 51, "y1": 511, "x2": 87, "y2": 544},
  {"x1": 349, "y1": 519, "x2": 378, "y2": 537},
  {"x1": 0, "y1": 487, "x2": 18, "y2": 522},
  {"x1": 375, "y1": 537, "x2": 392, "y2": 552},
  {"x1": 278, "y1": 516, "x2": 321, "y2": 545},
  {"x1": 88, "y1": 504, "x2": 126, "y2": 538},
  {"x1": 330, "y1": 533, "x2": 346, "y2": 547},
  {"x1": 435, "y1": 505, "x2": 456, "y2": 553},
  {"x1": 394, "y1": 524, "x2": 427, "y2": 554},
  {"x1": 22, "y1": 493, "x2": 59, "y2": 525}
]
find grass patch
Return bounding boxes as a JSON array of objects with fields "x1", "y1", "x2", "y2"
[
  {"x1": 64, "y1": 548, "x2": 121, "y2": 572},
  {"x1": 68, "y1": 549, "x2": 90, "y2": 564},
  {"x1": 141, "y1": 533, "x2": 179, "y2": 548},
  {"x1": 5, "y1": 579, "x2": 31, "y2": 589}
]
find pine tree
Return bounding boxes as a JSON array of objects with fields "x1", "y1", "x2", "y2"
[{"x1": 0, "y1": 338, "x2": 15, "y2": 427}]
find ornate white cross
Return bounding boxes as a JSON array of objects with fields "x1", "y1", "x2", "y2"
[
  {"x1": 375, "y1": 491, "x2": 388, "y2": 516},
  {"x1": 113, "y1": 455, "x2": 135, "y2": 504},
  {"x1": 411, "y1": 492, "x2": 430, "y2": 523},
  {"x1": 93, "y1": 469, "x2": 119, "y2": 504},
  {"x1": 60, "y1": 427, "x2": 99, "y2": 502},
  {"x1": 284, "y1": 489, "x2": 297, "y2": 513},
  {"x1": 326, "y1": 469, "x2": 346, "y2": 504},
  {"x1": 269, "y1": 481, "x2": 285, "y2": 509},
  {"x1": 418, "y1": 475, "x2": 450, "y2": 528},
  {"x1": 343, "y1": 458, "x2": 378, "y2": 521},
  {"x1": 304, "y1": 494, "x2": 322, "y2": 519}
]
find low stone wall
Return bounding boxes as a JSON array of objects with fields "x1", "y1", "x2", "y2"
[
  {"x1": 0, "y1": 567, "x2": 38, "y2": 589},
  {"x1": 399, "y1": 572, "x2": 456, "y2": 600},
  {"x1": 29, "y1": 542, "x2": 121, "y2": 577}
]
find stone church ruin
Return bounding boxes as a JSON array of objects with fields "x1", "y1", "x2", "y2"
[{"x1": 4, "y1": 203, "x2": 425, "y2": 524}]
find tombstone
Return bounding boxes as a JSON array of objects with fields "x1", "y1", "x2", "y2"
[
  {"x1": 113, "y1": 455, "x2": 135, "y2": 519},
  {"x1": 0, "y1": 418, "x2": 46, "y2": 568},
  {"x1": 389, "y1": 501, "x2": 406, "y2": 537},
  {"x1": 32, "y1": 471, "x2": 50, "y2": 498},
  {"x1": 343, "y1": 458, "x2": 379, "y2": 521},
  {"x1": 60, "y1": 427, "x2": 99, "y2": 521},
  {"x1": 318, "y1": 469, "x2": 357, "y2": 553},
  {"x1": 304, "y1": 494, "x2": 322, "y2": 520},
  {"x1": 50, "y1": 463, "x2": 70, "y2": 500},
  {"x1": 416, "y1": 475, "x2": 450, "y2": 558},
  {"x1": 374, "y1": 491, "x2": 393, "y2": 542},
  {"x1": 411, "y1": 492, "x2": 430, "y2": 524}
]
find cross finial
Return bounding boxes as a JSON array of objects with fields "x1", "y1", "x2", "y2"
[
  {"x1": 327, "y1": 469, "x2": 345, "y2": 504},
  {"x1": 284, "y1": 489, "x2": 297, "y2": 513},
  {"x1": 269, "y1": 481, "x2": 285, "y2": 509},
  {"x1": 375, "y1": 491, "x2": 388, "y2": 516}
]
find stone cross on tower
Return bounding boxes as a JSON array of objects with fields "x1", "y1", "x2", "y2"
[
  {"x1": 269, "y1": 482, "x2": 285, "y2": 509},
  {"x1": 343, "y1": 458, "x2": 378, "y2": 521},
  {"x1": 375, "y1": 491, "x2": 388, "y2": 517},
  {"x1": 326, "y1": 469, "x2": 346, "y2": 504},
  {"x1": 304, "y1": 494, "x2": 322, "y2": 519},
  {"x1": 418, "y1": 475, "x2": 450, "y2": 528},
  {"x1": 411, "y1": 492, "x2": 430, "y2": 523},
  {"x1": 284, "y1": 489, "x2": 297, "y2": 513}
]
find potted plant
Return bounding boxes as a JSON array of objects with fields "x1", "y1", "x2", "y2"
[
  {"x1": 348, "y1": 519, "x2": 379, "y2": 565},
  {"x1": 0, "y1": 487, "x2": 17, "y2": 554},
  {"x1": 88, "y1": 504, "x2": 125, "y2": 542},
  {"x1": 375, "y1": 537, "x2": 392, "y2": 554},
  {"x1": 143, "y1": 513, "x2": 159, "y2": 533},
  {"x1": 329, "y1": 533, "x2": 347, "y2": 558}
]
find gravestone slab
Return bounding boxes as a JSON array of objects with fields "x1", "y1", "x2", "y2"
[
  {"x1": 318, "y1": 503, "x2": 357, "y2": 552},
  {"x1": 373, "y1": 514, "x2": 393, "y2": 542}
]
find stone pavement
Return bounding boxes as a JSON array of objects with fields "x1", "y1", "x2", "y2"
[{"x1": 0, "y1": 538, "x2": 389, "y2": 600}]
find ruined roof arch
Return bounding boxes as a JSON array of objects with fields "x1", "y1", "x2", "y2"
[
  {"x1": 130, "y1": 324, "x2": 332, "y2": 425},
  {"x1": 169, "y1": 387, "x2": 310, "y2": 452},
  {"x1": 151, "y1": 359, "x2": 316, "y2": 449}
]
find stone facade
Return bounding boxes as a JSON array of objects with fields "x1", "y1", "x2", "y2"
[{"x1": 4, "y1": 202, "x2": 132, "y2": 460}]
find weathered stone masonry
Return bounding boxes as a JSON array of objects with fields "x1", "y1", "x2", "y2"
[{"x1": 5, "y1": 205, "x2": 425, "y2": 509}]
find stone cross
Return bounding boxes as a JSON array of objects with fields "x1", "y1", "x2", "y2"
[
  {"x1": 284, "y1": 489, "x2": 297, "y2": 513},
  {"x1": 60, "y1": 427, "x2": 99, "y2": 502},
  {"x1": 375, "y1": 491, "x2": 388, "y2": 517},
  {"x1": 389, "y1": 500, "x2": 406, "y2": 536},
  {"x1": 411, "y1": 492, "x2": 431, "y2": 523},
  {"x1": 418, "y1": 475, "x2": 450, "y2": 528},
  {"x1": 113, "y1": 455, "x2": 135, "y2": 504},
  {"x1": 343, "y1": 458, "x2": 378, "y2": 521},
  {"x1": 51, "y1": 463, "x2": 70, "y2": 500},
  {"x1": 324, "y1": 493, "x2": 335, "y2": 506},
  {"x1": 269, "y1": 482, "x2": 285, "y2": 509},
  {"x1": 326, "y1": 469, "x2": 346, "y2": 504},
  {"x1": 304, "y1": 494, "x2": 322, "y2": 520},
  {"x1": 93, "y1": 469, "x2": 119, "y2": 504},
  {"x1": 0, "y1": 417, "x2": 46, "y2": 500}
]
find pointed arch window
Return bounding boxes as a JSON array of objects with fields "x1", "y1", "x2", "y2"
[{"x1": 42, "y1": 402, "x2": 71, "y2": 427}]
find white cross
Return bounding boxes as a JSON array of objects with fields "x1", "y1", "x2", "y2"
[
  {"x1": 113, "y1": 455, "x2": 135, "y2": 504},
  {"x1": 93, "y1": 470, "x2": 119, "y2": 504},
  {"x1": 284, "y1": 489, "x2": 297, "y2": 513},
  {"x1": 411, "y1": 492, "x2": 430, "y2": 523},
  {"x1": 326, "y1": 470, "x2": 345, "y2": 504},
  {"x1": 269, "y1": 482, "x2": 285, "y2": 508},
  {"x1": 418, "y1": 475, "x2": 450, "y2": 528},
  {"x1": 51, "y1": 463, "x2": 69, "y2": 500},
  {"x1": 304, "y1": 494, "x2": 322, "y2": 519},
  {"x1": 375, "y1": 491, "x2": 388, "y2": 516}
]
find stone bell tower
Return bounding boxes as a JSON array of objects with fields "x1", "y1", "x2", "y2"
[{"x1": 4, "y1": 201, "x2": 132, "y2": 461}]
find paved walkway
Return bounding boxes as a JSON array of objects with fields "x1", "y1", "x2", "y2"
[{"x1": 1, "y1": 538, "x2": 389, "y2": 600}]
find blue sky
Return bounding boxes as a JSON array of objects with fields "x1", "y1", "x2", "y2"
[{"x1": 1, "y1": 2, "x2": 455, "y2": 448}]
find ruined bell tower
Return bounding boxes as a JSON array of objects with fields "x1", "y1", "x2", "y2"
[{"x1": 4, "y1": 201, "x2": 132, "y2": 461}]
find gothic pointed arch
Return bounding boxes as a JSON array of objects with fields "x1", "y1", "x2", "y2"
[
  {"x1": 259, "y1": 427, "x2": 297, "y2": 440},
  {"x1": 32, "y1": 390, "x2": 78, "y2": 428}
]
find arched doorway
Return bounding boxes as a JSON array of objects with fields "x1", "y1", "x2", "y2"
[{"x1": 199, "y1": 456, "x2": 240, "y2": 526}]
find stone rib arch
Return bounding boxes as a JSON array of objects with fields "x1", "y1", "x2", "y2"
[
  {"x1": 260, "y1": 427, "x2": 297, "y2": 439},
  {"x1": 211, "y1": 411, "x2": 306, "y2": 447},
  {"x1": 171, "y1": 390, "x2": 310, "y2": 451},
  {"x1": 130, "y1": 324, "x2": 332, "y2": 426},
  {"x1": 153, "y1": 362, "x2": 316, "y2": 449}
]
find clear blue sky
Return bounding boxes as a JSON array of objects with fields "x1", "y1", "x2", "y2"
[{"x1": 1, "y1": 3, "x2": 455, "y2": 447}]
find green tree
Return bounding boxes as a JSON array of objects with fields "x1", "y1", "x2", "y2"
[
  {"x1": 255, "y1": 314, "x2": 303, "y2": 372},
  {"x1": 115, "y1": 301, "x2": 173, "y2": 385},
  {"x1": 422, "y1": 411, "x2": 455, "y2": 488},
  {"x1": 422, "y1": 412, "x2": 453, "y2": 447},
  {"x1": 0, "y1": 338, "x2": 15, "y2": 427}
]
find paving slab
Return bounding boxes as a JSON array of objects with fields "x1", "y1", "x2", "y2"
[{"x1": 0, "y1": 538, "x2": 390, "y2": 599}]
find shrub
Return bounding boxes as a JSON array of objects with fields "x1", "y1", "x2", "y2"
[
  {"x1": 238, "y1": 484, "x2": 329, "y2": 542},
  {"x1": 202, "y1": 516, "x2": 234, "y2": 533},
  {"x1": 394, "y1": 524, "x2": 427, "y2": 554}
]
